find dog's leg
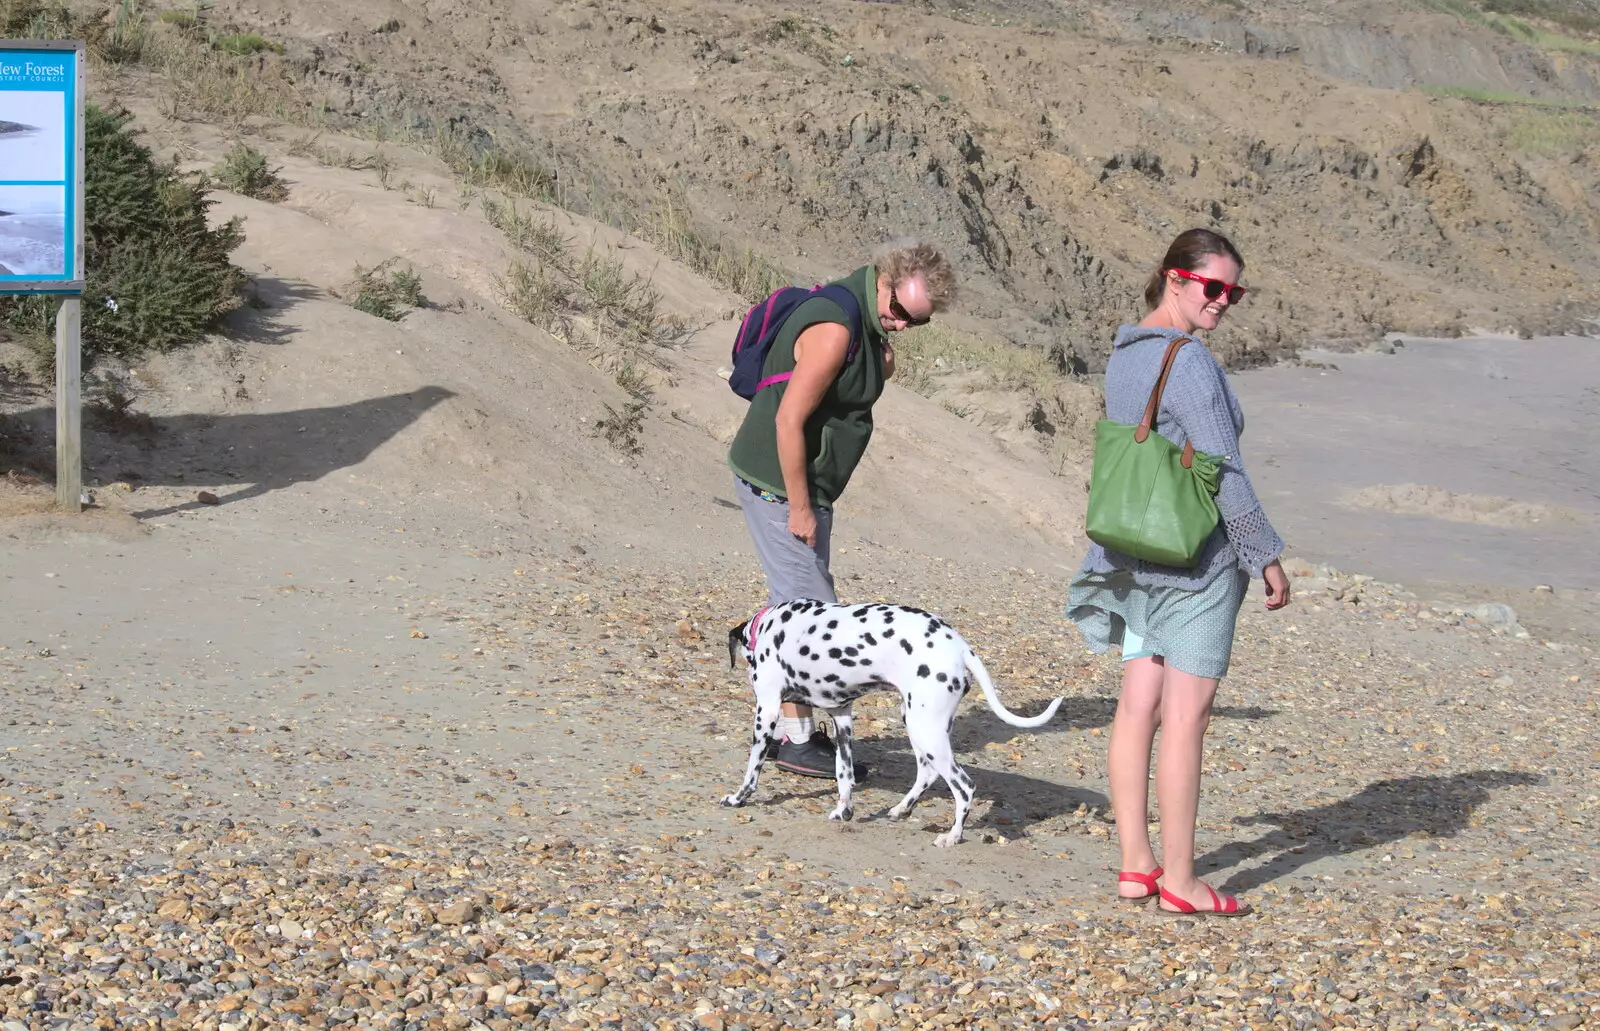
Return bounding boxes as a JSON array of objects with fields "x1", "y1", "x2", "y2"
[
  {"x1": 826, "y1": 706, "x2": 856, "y2": 822},
  {"x1": 903, "y1": 708, "x2": 976, "y2": 847},
  {"x1": 887, "y1": 699, "x2": 939, "y2": 821},
  {"x1": 721, "y1": 686, "x2": 781, "y2": 808}
]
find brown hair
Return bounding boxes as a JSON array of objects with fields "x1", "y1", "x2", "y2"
[
  {"x1": 1142, "y1": 228, "x2": 1245, "y2": 310},
  {"x1": 874, "y1": 237, "x2": 958, "y2": 311}
]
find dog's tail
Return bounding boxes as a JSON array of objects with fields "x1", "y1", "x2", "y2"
[
  {"x1": 966, "y1": 649, "x2": 1063, "y2": 728},
  {"x1": 727, "y1": 620, "x2": 750, "y2": 669}
]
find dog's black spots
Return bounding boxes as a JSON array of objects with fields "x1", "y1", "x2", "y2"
[
  {"x1": 839, "y1": 658, "x2": 857, "y2": 668},
  {"x1": 844, "y1": 646, "x2": 859, "y2": 657},
  {"x1": 774, "y1": 630, "x2": 786, "y2": 648},
  {"x1": 822, "y1": 634, "x2": 833, "y2": 642},
  {"x1": 926, "y1": 619, "x2": 941, "y2": 637},
  {"x1": 780, "y1": 609, "x2": 794, "y2": 623},
  {"x1": 916, "y1": 664, "x2": 931, "y2": 678},
  {"x1": 828, "y1": 647, "x2": 843, "y2": 660},
  {"x1": 900, "y1": 639, "x2": 914, "y2": 656},
  {"x1": 822, "y1": 619, "x2": 836, "y2": 630},
  {"x1": 947, "y1": 681, "x2": 961, "y2": 693},
  {"x1": 882, "y1": 627, "x2": 896, "y2": 639},
  {"x1": 851, "y1": 605, "x2": 872, "y2": 618},
  {"x1": 860, "y1": 658, "x2": 872, "y2": 667},
  {"x1": 824, "y1": 674, "x2": 842, "y2": 684},
  {"x1": 926, "y1": 640, "x2": 935, "y2": 649},
  {"x1": 798, "y1": 670, "x2": 812, "y2": 681},
  {"x1": 936, "y1": 672, "x2": 948, "y2": 683},
  {"x1": 798, "y1": 645, "x2": 811, "y2": 658},
  {"x1": 862, "y1": 632, "x2": 878, "y2": 646}
]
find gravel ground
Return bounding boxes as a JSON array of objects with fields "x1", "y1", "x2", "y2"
[{"x1": 2, "y1": 498, "x2": 1597, "y2": 1030}]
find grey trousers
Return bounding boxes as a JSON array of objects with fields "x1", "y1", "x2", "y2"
[{"x1": 734, "y1": 475, "x2": 838, "y2": 605}]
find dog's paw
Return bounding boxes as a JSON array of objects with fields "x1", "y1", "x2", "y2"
[
  {"x1": 933, "y1": 830, "x2": 962, "y2": 848},
  {"x1": 828, "y1": 807, "x2": 854, "y2": 823},
  {"x1": 886, "y1": 805, "x2": 910, "y2": 821},
  {"x1": 720, "y1": 795, "x2": 743, "y2": 808}
]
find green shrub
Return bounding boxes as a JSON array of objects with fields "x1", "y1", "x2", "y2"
[
  {"x1": 213, "y1": 142, "x2": 288, "y2": 201},
  {"x1": 345, "y1": 260, "x2": 427, "y2": 321},
  {"x1": 212, "y1": 32, "x2": 280, "y2": 56},
  {"x1": 0, "y1": 104, "x2": 247, "y2": 371}
]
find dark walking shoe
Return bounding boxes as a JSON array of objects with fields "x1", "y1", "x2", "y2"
[{"x1": 772, "y1": 731, "x2": 868, "y2": 781}]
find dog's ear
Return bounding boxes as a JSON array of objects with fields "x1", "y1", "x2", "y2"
[{"x1": 727, "y1": 621, "x2": 749, "y2": 669}]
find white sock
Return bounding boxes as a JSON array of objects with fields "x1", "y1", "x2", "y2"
[{"x1": 781, "y1": 716, "x2": 815, "y2": 743}]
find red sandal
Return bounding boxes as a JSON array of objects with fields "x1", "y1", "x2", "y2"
[
  {"x1": 1116, "y1": 866, "x2": 1162, "y2": 902},
  {"x1": 1158, "y1": 883, "x2": 1251, "y2": 918}
]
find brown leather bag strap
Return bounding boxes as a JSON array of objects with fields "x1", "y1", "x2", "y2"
[
  {"x1": 1134, "y1": 336, "x2": 1190, "y2": 441},
  {"x1": 1134, "y1": 336, "x2": 1197, "y2": 468}
]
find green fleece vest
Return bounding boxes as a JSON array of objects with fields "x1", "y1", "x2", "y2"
[{"x1": 727, "y1": 265, "x2": 887, "y2": 508}]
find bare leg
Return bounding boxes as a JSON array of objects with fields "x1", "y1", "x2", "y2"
[
  {"x1": 781, "y1": 702, "x2": 812, "y2": 720},
  {"x1": 1109, "y1": 656, "x2": 1166, "y2": 896},
  {"x1": 1154, "y1": 668, "x2": 1221, "y2": 907}
]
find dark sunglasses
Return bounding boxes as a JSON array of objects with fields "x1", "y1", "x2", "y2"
[
  {"x1": 888, "y1": 285, "x2": 932, "y2": 327},
  {"x1": 1170, "y1": 267, "x2": 1247, "y2": 305}
]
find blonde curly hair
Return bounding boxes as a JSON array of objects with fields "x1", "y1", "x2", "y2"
[{"x1": 874, "y1": 237, "x2": 957, "y2": 312}]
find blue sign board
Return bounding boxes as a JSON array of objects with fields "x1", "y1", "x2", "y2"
[{"x1": 0, "y1": 40, "x2": 84, "y2": 294}]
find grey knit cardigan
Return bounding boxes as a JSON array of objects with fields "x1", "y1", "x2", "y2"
[{"x1": 1078, "y1": 324, "x2": 1284, "y2": 589}]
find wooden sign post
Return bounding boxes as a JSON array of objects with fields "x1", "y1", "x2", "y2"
[
  {"x1": 54, "y1": 294, "x2": 81, "y2": 508},
  {"x1": 0, "y1": 39, "x2": 87, "y2": 510}
]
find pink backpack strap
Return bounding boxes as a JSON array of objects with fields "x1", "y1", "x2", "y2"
[{"x1": 753, "y1": 285, "x2": 825, "y2": 392}]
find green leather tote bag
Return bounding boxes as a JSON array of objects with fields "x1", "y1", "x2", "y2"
[{"x1": 1085, "y1": 336, "x2": 1223, "y2": 567}]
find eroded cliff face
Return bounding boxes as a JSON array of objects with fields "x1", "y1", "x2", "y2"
[{"x1": 230, "y1": 0, "x2": 1600, "y2": 367}]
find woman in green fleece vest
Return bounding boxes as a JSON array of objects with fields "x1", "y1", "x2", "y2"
[{"x1": 728, "y1": 238, "x2": 957, "y2": 779}]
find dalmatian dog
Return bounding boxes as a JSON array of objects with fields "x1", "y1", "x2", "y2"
[{"x1": 721, "y1": 600, "x2": 1063, "y2": 847}]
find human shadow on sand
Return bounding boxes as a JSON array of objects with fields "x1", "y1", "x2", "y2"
[
  {"x1": 1200, "y1": 770, "x2": 1544, "y2": 892},
  {"x1": 104, "y1": 386, "x2": 457, "y2": 518}
]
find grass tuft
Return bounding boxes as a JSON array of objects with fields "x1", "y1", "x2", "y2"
[
  {"x1": 1420, "y1": 84, "x2": 1589, "y2": 108},
  {"x1": 212, "y1": 142, "x2": 288, "y2": 200},
  {"x1": 639, "y1": 186, "x2": 789, "y2": 301},
  {"x1": 1508, "y1": 109, "x2": 1600, "y2": 154},
  {"x1": 345, "y1": 260, "x2": 427, "y2": 321}
]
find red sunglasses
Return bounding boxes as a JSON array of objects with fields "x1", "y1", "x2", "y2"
[{"x1": 1169, "y1": 267, "x2": 1247, "y2": 305}]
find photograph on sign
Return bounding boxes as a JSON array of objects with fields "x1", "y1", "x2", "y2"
[
  {"x1": 0, "y1": 44, "x2": 79, "y2": 288},
  {"x1": 0, "y1": 88, "x2": 67, "y2": 181},
  {"x1": 0, "y1": 185, "x2": 66, "y2": 277}
]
